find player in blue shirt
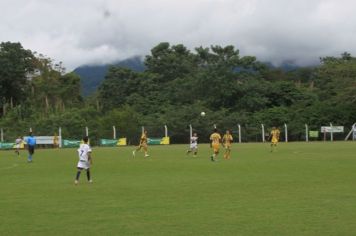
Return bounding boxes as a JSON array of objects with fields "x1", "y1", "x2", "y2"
[{"x1": 25, "y1": 132, "x2": 36, "y2": 162}]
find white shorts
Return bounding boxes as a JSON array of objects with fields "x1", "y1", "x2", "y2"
[
  {"x1": 190, "y1": 144, "x2": 198, "y2": 150},
  {"x1": 16, "y1": 144, "x2": 20, "y2": 149},
  {"x1": 77, "y1": 160, "x2": 90, "y2": 169}
]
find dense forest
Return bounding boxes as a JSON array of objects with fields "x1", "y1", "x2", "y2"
[{"x1": 0, "y1": 41, "x2": 355, "y2": 144}]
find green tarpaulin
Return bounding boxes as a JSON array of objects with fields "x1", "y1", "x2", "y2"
[
  {"x1": 0, "y1": 142, "x2": 15, "y2": 149},
  {"x1": 100, "y1": 139, "x2": 117, "y2": 146},
  {"x1": 147, "y1": 138, "x2": 162, "y2": 145},
  {"x1": 309, "y1": 131, "x2": 319, "y2": 138},
  {"x1": 62, "y1": 140, "x2": 81, "y2": 148}
]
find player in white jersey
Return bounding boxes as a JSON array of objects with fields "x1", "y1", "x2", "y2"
[
  {"x1": 74, "y1": 136, "x2": 93, "y2": 185},
  {"x1": 15, "y1": 136, "x2": 23, "y2": 156},
  {"x1": 186, "y1": 133, "x2": 198, "y2": 157}
]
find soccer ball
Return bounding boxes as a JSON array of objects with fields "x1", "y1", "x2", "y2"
[{"x1": 200, "y1": 111, "x2": 206, "y2": 117}]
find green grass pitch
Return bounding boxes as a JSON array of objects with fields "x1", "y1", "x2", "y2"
[{"x1": 1, "y1": 142, "x2": 356, "y2": 235}]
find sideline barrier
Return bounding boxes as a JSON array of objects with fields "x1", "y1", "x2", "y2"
[
  {"x1": 62, "y1": 140, "x2": 81, "y2": 148},
  {"x1": 100, "y1": 138, "x2": 127, "y2": 146},
  {"x1": 0, "y1": 142, "x2": 15, "y2": 149},
  {"x1": 0, "y1": 142, "x2": 24, "y2": 149},
  {"x1": 309, "y1": 131, "x2": 319, "y2": 138},
  {"x1": 147, "y1": 137, "x2": 170, "y2": 145}
]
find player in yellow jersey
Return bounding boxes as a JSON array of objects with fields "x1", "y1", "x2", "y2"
[
  {"x1": 209, "y1": 129, "x2": 221, "y2": 162},
  {"x1": 269, "y1": 127, "x2": 280, "y2": 152},
  {"x1": 132, "y1": 130, "x2": 149, "y2": 158},
  {"x1": 222, "y1": 130, "x2": 233, "y2": 159},
  {"x1": 53, "y1": 132, "x2": 59, "y2": 148}
]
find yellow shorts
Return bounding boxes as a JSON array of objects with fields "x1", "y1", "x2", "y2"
[
  {"x1": 212, "y1": 143, "x2": 220, "y2": 153},
  {"x1": 271, "y1": 138, "x2": 278, "y2": 145},
  {"x1": 224, "y1": 143, "x2": 231, "y2": 149}
]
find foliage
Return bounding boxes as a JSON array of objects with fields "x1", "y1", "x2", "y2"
[
  {"x1": 0, "y1": 42, "x2": 35, "y2": 114},
  {"x1": 1, "y1": 42, "x2": 356, "y2": 143}
]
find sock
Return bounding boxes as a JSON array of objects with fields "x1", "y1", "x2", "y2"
[
  {"x1": 86, "y1": 170, "x2": 91, "y2": 181},
  {"x1": 76, "y1": 171, "x2": 81, "y2": 180}
]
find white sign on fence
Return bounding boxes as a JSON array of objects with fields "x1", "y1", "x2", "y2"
[{"x1": 320, "y1": 126, "x2": 344, "y2": 133}]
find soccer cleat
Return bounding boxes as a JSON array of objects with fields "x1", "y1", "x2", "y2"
[
  {"x1": 145, "y1": 154, "x2": 150, "y2": 158},
  {"x1": 132, "y1": 150, "x2": 136, "y2": 158},
  {"x1": 89, "y1": 179, "x2": 93, "y2": 184},
  {"x1": 210, "y1": 156, "x2": 214, "y2": 162},
  {"x1": 74, "y1": 180, "x2": 79, "y2": 185}
]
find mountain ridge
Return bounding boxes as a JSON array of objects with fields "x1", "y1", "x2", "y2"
[
  {"x1": 74, "y1": 56, "x2": 145, "y2": 96},
  {"x1": 74, "y1": 57, "x2": 304, "y2": 97}
]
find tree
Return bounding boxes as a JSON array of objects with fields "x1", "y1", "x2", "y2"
[
  {"x1": 0, "y1": 42, "x2": 35, "y2": 115},
  {"x1": 30, "y1": 55, "x2": 82, "y2": 114},
  {"x1": 145, "y1": 42, "x2": 197, "y2": 82},
  {"x1": 98, "y1": 67, "x2": 140, "y2": 111}
]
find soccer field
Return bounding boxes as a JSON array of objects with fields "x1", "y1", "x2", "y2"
[{"x1": 1, "y1": 142, "x2": 356, "y2": 235}]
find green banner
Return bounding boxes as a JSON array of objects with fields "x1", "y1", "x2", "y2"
[
  {"x1": 309, "y1": 131, "x2": 319, "y2": 138},
  {"x1": 147, "y1": 138, "x2": 162, "y2": 145},
  {"x1": 100, "y1": 139, "x2": 117, "y2": 146},
  {"x1": 0, "y1": 142, "x2": 15, "y2": 149},
  {"x1": 62, "y1": 140, "x2": 81, "y2": 148}
]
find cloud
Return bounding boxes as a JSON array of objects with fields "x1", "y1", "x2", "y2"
[{"x1": 1, "y1": 0, "x2": 356, "y2": 70}]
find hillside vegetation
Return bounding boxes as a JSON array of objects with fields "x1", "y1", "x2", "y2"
[{"x1": 1, "y1": 42, "x2": 355, "y2": 143}]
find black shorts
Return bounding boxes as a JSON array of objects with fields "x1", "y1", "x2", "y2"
[{"x1": 28, "y1": 146, "x2": 35, "y2": 155}]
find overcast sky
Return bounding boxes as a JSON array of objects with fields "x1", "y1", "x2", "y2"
[{"x1": 1, "y1": 0, "x2": 356, "y2": 70}]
